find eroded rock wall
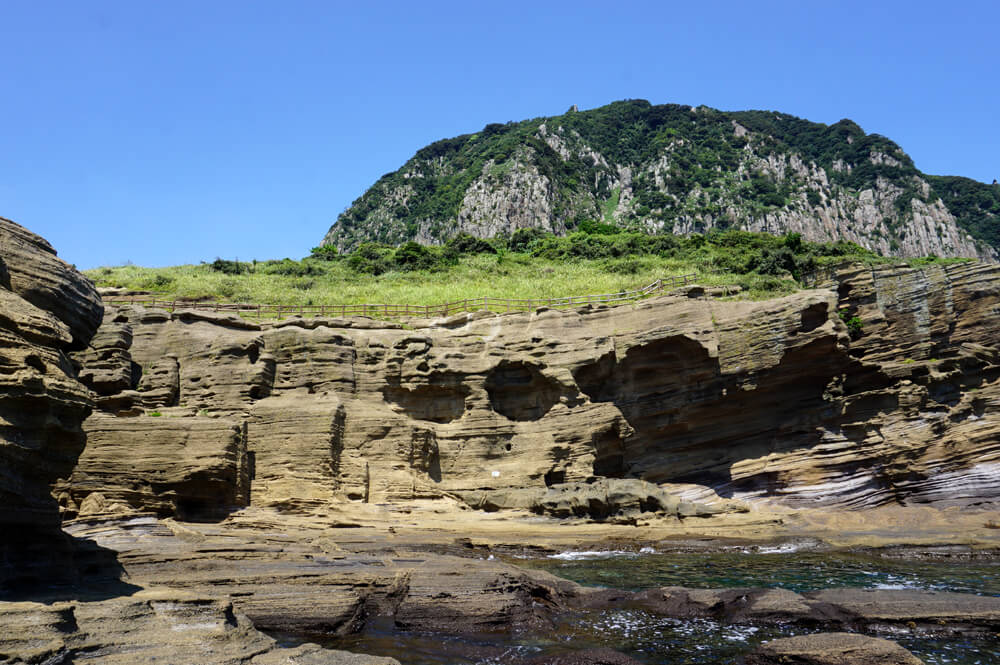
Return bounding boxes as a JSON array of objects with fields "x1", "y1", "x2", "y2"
[
  {"x1": 66, "y1": 262, "x2": 1000, "y2": 519},
  {"x1": 0, "y1": 218, "x2": 102, "y2": 592}
]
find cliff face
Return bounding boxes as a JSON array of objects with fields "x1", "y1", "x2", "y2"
[
  {"x1": 0, "y1": 217, "x2": 103, "y2": 592},
  {"x1": 321, "y1": 101, "x2": 998, "y2": 261},
  {"x1": 62, "y1": 262, "x2": 1000, "y2": 521}
]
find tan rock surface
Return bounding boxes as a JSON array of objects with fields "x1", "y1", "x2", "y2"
[
  {"x1": 747, "y1": 632, "x2": 925, "y2": 665},
  {"x1": 53, "y1": 412, "x2": 251, "y2": 520},
  {"x1": 0, "y1": 589, "x2": 400, "y2": 665},
  {"x1": 0, "y1": 218, "x2": 102, "y2": 592},
  {"x1": 0, "y1": 216, "x2": 103, "y2": 349},
  {"x1": 67, "y1": 261, "x2": 1000, "y2": 522}
]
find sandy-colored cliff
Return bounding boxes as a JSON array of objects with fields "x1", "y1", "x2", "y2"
[
  {"x1": 59, "y1": 262, "x2": 1000, "y2": 523},
  {"x1": 0, "y1": 217, "x2": 103, "y2": 592}
]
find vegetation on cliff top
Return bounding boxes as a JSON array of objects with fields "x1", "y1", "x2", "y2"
[
  {"x1": 88, "y1": 229, "x2": 966, "y2": 308},
  {"x1": 323, "y1": 99, "x2": 999, "y2": 257}
]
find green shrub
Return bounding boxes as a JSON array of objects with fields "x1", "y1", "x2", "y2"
[
  {"x1": 446, "y1": 232, "x2": 496, "y2": 255},
  {"x1": 347, "y1": 242, "x2": 393, "y2": 275},
  {"x1": 210, "y1": 258, "x2": 248, "y2": 275},
  {"x1": 839, "y1": 309, "x2": 864, "y2": 339},
  {"x1": 310, "y1": 245, "x2": 341, "y2": 261},
  {"x1": 509, "y1": 227, "x2": 548, "y2": 253},
  {"x1": 577, "y1": 219, "x2": 620, "y2": 235},
  {"x1": 393, "y1": 241, "x2": 438, "y2": 271},
  {"x1": 261, "y1": 259, "x2": 326, "y2": 277},
  {"x1": 602, "y1": 257, "x2": 647, "y2": 274}
]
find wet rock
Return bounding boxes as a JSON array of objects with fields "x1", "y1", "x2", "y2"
[
  {"x1": 611, "y1": 586, "x2": 1000, "y2": 634},
  {"x1": 250, "y1": 644, "x2": 401, "y2": 665},
  {"x1": 523, "y1": 647, "x2": 644, "y2": 665},
  {"x1": 746, "y1": 632, "x2": 925, "y2": 665}
]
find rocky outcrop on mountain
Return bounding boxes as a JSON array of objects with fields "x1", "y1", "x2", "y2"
[
  {"x1": 321, "y1": 101, "x2": 997, "y2": 260},
  {"x1": 65, "y1": 261, "x2": 1000, "y2": 521},
  {"x1": 0, "y1": 218, "x2": 102, "y2": 593}
]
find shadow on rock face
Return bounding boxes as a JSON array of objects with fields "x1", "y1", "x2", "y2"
[
  {"x1": 1, "y1": 530, "x2": 141, "y2": 602},
  {"x1": 485, "y1": 360, "x2": 563, "y2": 421}
]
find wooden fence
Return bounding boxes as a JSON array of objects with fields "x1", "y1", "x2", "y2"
[{"x1": 104, "y1": 273, "x2": 698, "y2": 320}]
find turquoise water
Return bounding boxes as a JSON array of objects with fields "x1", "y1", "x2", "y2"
[{"x1": 280, "y1": 549, "x2": 1000, "y2": 665}]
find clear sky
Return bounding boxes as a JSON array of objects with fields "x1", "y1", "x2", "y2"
[{"x1": 2, "y1": 1, "x2": 997, "y2": 269}]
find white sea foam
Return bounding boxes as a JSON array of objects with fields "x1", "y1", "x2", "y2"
[
  {"x1": 547, "y1": 550, "x2": 639, "y2": 560},
  {"x1": 736, "y1": 542, "x2": 802, "y2": 554}
]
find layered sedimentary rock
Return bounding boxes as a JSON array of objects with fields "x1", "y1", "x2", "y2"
[
  {"x1": 0, "y1": 218, "x2": 102, "y2": 592},
  {"x1": 0, "y1": 217, "x2": 103, "y2": 349},
  {"x1": 0, "y1": 589, "x2": 400, "y2": 665},
  {"x1": 55, "y1": 413, "x2": 251, "y2": 520},
  {"x1": 65, "y1": 262, "x2": 1000, "y2": 522}
]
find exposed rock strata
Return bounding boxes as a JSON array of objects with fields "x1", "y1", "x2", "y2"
[
  {"x1": 36, "y1": 514, "x2": 1000, "y2": 658},
  {"x1": 0, "y1": 217, "x2": 103, "y2": 349},
  {"x1": 0, "y1": 218, "x2": 102, "y2": 592},
  {"x1": 0, "y1": 589, "x2": 400, "y2": 665},
  {"x1": 66, "y1": 261, "x2": 1000, "y2": 520},
  {"x1": 55, "y1": 413, "x2": 251, "y2": 521}
]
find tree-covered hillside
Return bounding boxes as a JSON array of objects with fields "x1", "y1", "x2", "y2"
[{"x1": 321, "y1": 100, "x2": 997, "y2": 261}]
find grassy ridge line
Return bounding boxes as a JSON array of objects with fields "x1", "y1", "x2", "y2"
[
  {"x1": 86, "y1": 230, "x2": 971, "y2": 308},
  {"x1": 90, "y1": 255, "x2": 766, "y2": 307}
]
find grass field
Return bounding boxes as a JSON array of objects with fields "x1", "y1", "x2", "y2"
[
  {"x1": 86, "y1": 230, "x2": 971, "y2": 310},
  {"x1": 88, "y1": 254, "x2": 802, "y2": 307}
]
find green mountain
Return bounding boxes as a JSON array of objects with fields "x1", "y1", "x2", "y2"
[{"x1": 321, "y1": 100, "x2": 999, "y2": 259}]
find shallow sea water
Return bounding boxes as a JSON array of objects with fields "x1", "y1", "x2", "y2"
[
  {"x1": 521, "y1": 548, "x2": 1000, "y2": 596},
  {"x1": 283, "y1": 549, "x2": 1000, "y2": 665}
]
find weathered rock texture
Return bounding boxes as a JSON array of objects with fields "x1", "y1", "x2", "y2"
[
  {"x1": 0, "y1": 217, "x2": 102, "y2": 593},
  {"x1": 65, "y1": 261, "x2": 1000, "y2": 520},
  {"x1": 0, "y1": 217, "x2": 103, "y2": 349},
  {"x1": 0, "y1": 588, "x2": 400, "y2": 665},
  {"x1": 747, "y1": 633, "x2": 925, "y2": 665}
]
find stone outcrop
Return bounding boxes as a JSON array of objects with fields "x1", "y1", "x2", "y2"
[
  {"x1": 65, "y1": 261, "x2": 1000, "y2": 521},
  {"x1": 0, "y1": 217, "x2": 103, "y2": 349},
  {"x1": 54, "y1": 412, "x2": 251, "y2": 521},
  {"x1": 0, "y1": 589, "x2": 401, "y2": 665},
  {"x1": 594, "y1": 585, "x2": 1000, "y2": 634},
  {"x1": 459, "y1": 478, "x2": 733, "y2": 521},
  {"x1": 747, "y1": 633, "x2": 925, "y2": 665},
  {"x1": 0, "y1": 218, "x2": 102, "y2": 593},
  {"x1": 37, "y1": 513, "x2": 1000, "y2": 661}
]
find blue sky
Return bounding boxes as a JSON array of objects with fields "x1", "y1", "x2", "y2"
[{"x1": 2, "y1": 1, "x2": 997, "y2": 269}]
